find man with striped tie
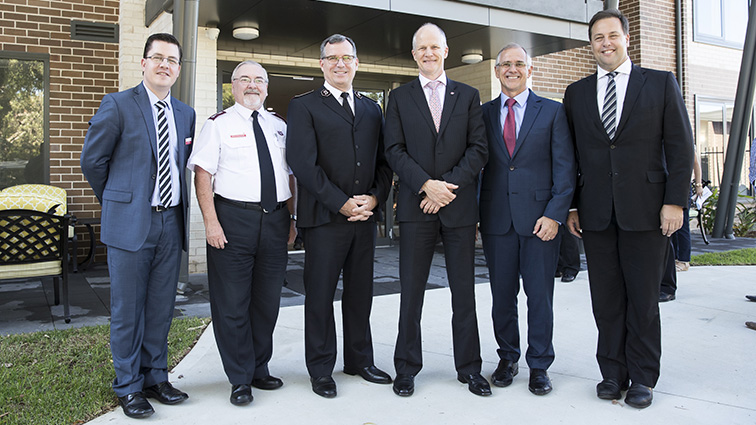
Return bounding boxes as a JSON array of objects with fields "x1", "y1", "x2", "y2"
[
  {"x1": 563, "y1": 10, "x2": 693, "y2": 409},
  {"x1": 81, "y1": 33, "x2": 195, "y2": 419}
]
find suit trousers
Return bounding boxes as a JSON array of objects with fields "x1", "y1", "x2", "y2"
[
  {"x1": 582, "y1": 219, "x2": 667, "y2": 388},
  {"x1": 660, "y1": 239, "x2": 677, "y2": 296},
  {"x1": 394, "y1": 221, "x2": 482, "y2": 376},
  {"x1": 208, "y1": 199, "x2": 289, "y2": 385},
  {"x1": 482, "y1": 228, "x2": 559, "y2": 370},
  {"x1": 108, "y1": 207, "x2": 182, "y2": 397},
  {"x1": 302, "y1": 221, "x2": 377, "y2": 378}
]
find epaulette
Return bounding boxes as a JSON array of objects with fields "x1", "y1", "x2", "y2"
[
  {"x1": 293, "y1": 90, "x2": 315, "y2": 99},
  {"x1": 271, "y1": 111, "x2": 287, "y2": 123},
  {"x1": 356, "y1": 92, "x2": 378, "y2": 103},
  {"x1": 320, "y1": 88, "x2": 331, "y2": 98},
  {"x1": 207, "y1": 110, "x2": 226, "y2": 121}
]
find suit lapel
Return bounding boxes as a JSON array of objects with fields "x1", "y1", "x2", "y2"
[
  {"x1": 512, "y1": 90, "x2": 541, "y2": 159},
  {"x1": 486, "y1": 96, "x2": 510, "y2": 160},
  {"x1": 438, "y1": 79, "x2": 458, "y2": 137},
  {"x1": 409, "y1": 79, "x2": 437, "y2": 134},
  {"x1": 319, "y1": 86, "x2": 354, "y2": 126},
  {"x1": 133, "y1": 84, "x2": 159, "y2": 159},
  {"x1": 580, "y1": 73, "x2": 609, "y2": 143},
  {"x1": 614, "y1": 65, "x2": 644, "y2": 141}
]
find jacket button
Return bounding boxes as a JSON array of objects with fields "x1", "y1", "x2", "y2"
[
  {"x1": 509, "y1": 166, "x2": 515, "y2": 171},
  {"x1": 356, "y1": 162, "x2": 361, "y2": 167},
  {"x1": 355, "y1": 179, "x2": 360, "y2": 184},
  {"x1": 610, "y1": 145, "x2": 616, "y2": 149}
]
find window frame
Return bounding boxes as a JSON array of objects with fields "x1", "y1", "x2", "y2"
[
  {"x1": 0, "y1": 51, "x2": 50, "y2": 187},
  {"x1": 693, "y1": 0, "x2": 750, "y2": 49}
]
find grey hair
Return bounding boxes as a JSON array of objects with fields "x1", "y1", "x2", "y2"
[
  {"x1": 231, "y1": 60, "x2": 268, "y2": 81},
  {"x1": 412, "y1": 23, "x2": 447, "y2": 50},
  {"x1": 320, "y1": 34, "x2": 357, "y2": 58},
  {"x1": 496, "y1": 43, "x2": 532, "y2": 67}
]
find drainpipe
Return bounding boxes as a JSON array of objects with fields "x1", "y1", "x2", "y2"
[
  {"x1": 675, "y1": 0, "x2": 683, "y2": 89},
  {"x1": 604, "y1": 0, "x2": 619, "y2": 10}
]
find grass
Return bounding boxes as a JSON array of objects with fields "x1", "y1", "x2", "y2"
[
  {"x1": 0, "y1": 316, "x2": 209, "y2": 425},
  {"x1": 691, "y1": 248, "x2": 756, "y2": 266}
]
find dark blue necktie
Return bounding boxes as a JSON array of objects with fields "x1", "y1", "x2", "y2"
[{"x1": 251, "y1": 110, "x2": 277, "y2": 212}]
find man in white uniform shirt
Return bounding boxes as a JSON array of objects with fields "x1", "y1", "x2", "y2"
[{"x1": 189, "y1": 60, "x2": 295, "y2": 406}]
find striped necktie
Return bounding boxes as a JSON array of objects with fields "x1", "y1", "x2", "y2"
[
  {"x1": 602, "y1": 72, "x2": 618, "y2": 139},
  {"x1": 155, "y1": 100, "x2": 172, "y2": 207}
]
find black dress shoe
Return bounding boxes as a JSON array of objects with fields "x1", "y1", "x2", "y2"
[
  {"x1": 311, "y1": 376, "x2": 337, "y2": 398},
  {"x1": 528, "y1": 369, "x2": 552, "y2": 395},
  {"x1": 554, "y1": 270, "x2": 563, "y2": 278},
  {"x1": 457, "y1": 372, "x2": 492, "y2": 396},
  {"x1": 659, "y1": 292, "x2": 676, "y2": 302},
  {"x1": 491, "y1": 360, "x2": 519, "y2": 387},
  {"x1": 230, "y1": 384, "x2": 253, "y2": 406},
  {"x1": 561, "y1": 271, "x2": 577, "y2": 282},
  {"x1": 143, "y1": 381, "x2": 188, "y2": 405},
  {"x1": 596, "y1": 378, "x2": 627, "y2": 400},
  {"x1": 625, "y1": 383, "x2": 653, "y2": 408},
  {"x1": 393, "y1": 374, "x2": 414, "y2": 397},
  {"x1": 745, "y1": 295, "x2": 756, "y2": 302},
  {"x1": 118, "y1": 392, "x2": 154, "y2": 419},
  {"x1": 344, "y1": 365, "x2": 392, "y2": 384},
  {"x1": 251, "y1": 375, "x2": 283, "y2": 390}
]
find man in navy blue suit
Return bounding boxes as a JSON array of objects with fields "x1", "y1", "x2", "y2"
[
  {"x1": 479, "y1": 43, "x2": 575, "y2": 396},
  {"x1": 81, "y1": 33, "x2": 195, "y2": 419}
]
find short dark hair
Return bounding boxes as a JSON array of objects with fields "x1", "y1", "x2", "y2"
[
  {"x1": 143, "y1": 33, "x2": 183, "y2": 63},
  {"x1": 320, "y1": 34, "x2": 357, "y2": 58},
  {"x1": 588, "y1": 9, "x2": 629, "y2": 39}
]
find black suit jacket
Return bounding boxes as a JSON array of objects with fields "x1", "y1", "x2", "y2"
[
  {"x1": 286, "y1": 86, "x2": 392, "y2": 228},
  {"x1": 384, "y1": 78, "x2": 488, "y2": 227},
  {"x1": 563, "y1": 65, "x2": 693, "y2": 232}
]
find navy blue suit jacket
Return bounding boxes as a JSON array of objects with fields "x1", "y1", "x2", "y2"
[
  {"x1": 479, "y1": 90, "x2": 575, "y2": 236},
  {"x1": 384, "y1": 78, "x2": 488, "y2": 227},
  {"x1": 80, "y1": 83, "x2": 195, "y2": 251}
]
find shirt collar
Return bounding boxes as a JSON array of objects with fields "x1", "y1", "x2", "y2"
[
  {"x1": 144, "y1": 82, "x2": 171, "y2": 110},
  {"x1": 323, "y1": 81, "x2": 352, "y2": 100},
  {"x1": 233, "y1": 102, "x2": 266, "y2": 122},
  {"x1": 597, "y1": 57, "x2": 632, "y2": 79},
  {"x1": 419, "y1": 71, "x2": 447, "y2": 89},
  {"x1": 501, "y1": 88, "x2": 530, "y2": 108}
]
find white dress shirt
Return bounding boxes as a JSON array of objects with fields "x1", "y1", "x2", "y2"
[
  {"x1": 324, "y1": 81, "x2": 355, "y2": 113},
  {"x1": 499, "y1": 88, "x2": 531, "y2": 138},
  {"x1": 188, "y1": 103, "x2": 291, "y2": 203},
  {"x1": 418, "y1": 71, "x2": 447, "y2": 111},
  {"x1": 145, "y1": 84, "x2": 180, "y2": 207},
  {"x1": 596, "y1": 57, "x2": 632, "y2": 125}
]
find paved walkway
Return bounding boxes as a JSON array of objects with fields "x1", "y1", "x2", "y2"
[{"x1": 1, "y1": 233, "x2": 754, "y2": 423}]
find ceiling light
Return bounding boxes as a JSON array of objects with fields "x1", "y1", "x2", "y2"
[
  {"x1": 461, "y1": 53, "x2": 483, "y2": 64},
  {"x1": 233, "y1": 27, "x2": 259, "y2": 40}
]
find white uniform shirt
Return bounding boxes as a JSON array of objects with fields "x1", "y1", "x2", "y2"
[{"x1": 188, "y1": 103, "x2": 291, "y2": 202}]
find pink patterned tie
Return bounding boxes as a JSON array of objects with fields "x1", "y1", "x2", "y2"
[
  {"x1": 426, "y1": 80, "x2": 442, "y2": 132},
  {"x1": 503, "y1": 98, "x2": 517, "y2": 156}
]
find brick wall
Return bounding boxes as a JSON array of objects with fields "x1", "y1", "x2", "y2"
[{"x1": 0, "y1": 0, "x2": 119, "y2": 259}]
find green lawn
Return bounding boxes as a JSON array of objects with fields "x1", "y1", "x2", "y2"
[
  {"x1": 691, "y1": 248, "x2": 756, "y2": 266},
  {"x1": 0, "y1": 316, "x2": 208, "y2": 425}
]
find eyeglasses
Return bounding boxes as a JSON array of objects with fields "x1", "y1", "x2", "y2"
[
  {"x1": 495, "y1": 61, "x2": 528, "y2": 69},
  {"x1": 321, "y1": 55, "x2": 355, "y2": 65},
  {"x1": 145, "y1": 55, "x2": 181, "y2": 66},
  {"x1": 234, "y1": 76, "x2": 268, "y2": 85}
]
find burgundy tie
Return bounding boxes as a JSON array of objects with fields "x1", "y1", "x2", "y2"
[{"x1": 503, "y1": 98, "x2": 517, "y2": 156}]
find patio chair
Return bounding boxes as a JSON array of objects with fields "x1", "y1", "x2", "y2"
[{"x1": 0, "y1": 191, "x2": 73, "y2": 323}]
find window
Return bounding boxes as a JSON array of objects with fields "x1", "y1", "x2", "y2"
[
  {"x1": 694, "y1": 0, "x2": 750, "y2": 48},
  {"x1": 0, "y1": 52, "x2": 49, "y2": 189}
]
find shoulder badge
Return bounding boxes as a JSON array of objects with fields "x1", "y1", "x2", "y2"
[
  {"x1": 320, "y1": 88, "x2": 331, "y2": 97},
  {"x1": 293, "y1": 89, "x2": 315, "y2": 99},
  {"x1": 207, "y1": 110, "x2": 226, "y2": 121},
  {"x1": 271, "y1": 111, "x2": 287, "y2": 123},
  {"x1": 354, "y1": 91, "x2": 363, "y2": 99}
]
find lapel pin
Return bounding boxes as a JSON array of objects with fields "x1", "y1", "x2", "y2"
[
  {"x1": 184, "y1": 137, "x2": 192, "y2": 145},
  {"x1": 321, "y1": 89, "x2": 331, "y2": 97}
]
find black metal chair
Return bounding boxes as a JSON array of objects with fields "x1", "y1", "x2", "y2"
[{"x1": 0, "y1": 208, "x2": 72, "y2": 323}]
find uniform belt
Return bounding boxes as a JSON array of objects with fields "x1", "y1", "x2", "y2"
[
  {"x1": 214, "y1": 195, "x2": 287, "y2": 213},
  {"x1": 152, "y1": 204, "x2": 179, "y2": 212}
]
